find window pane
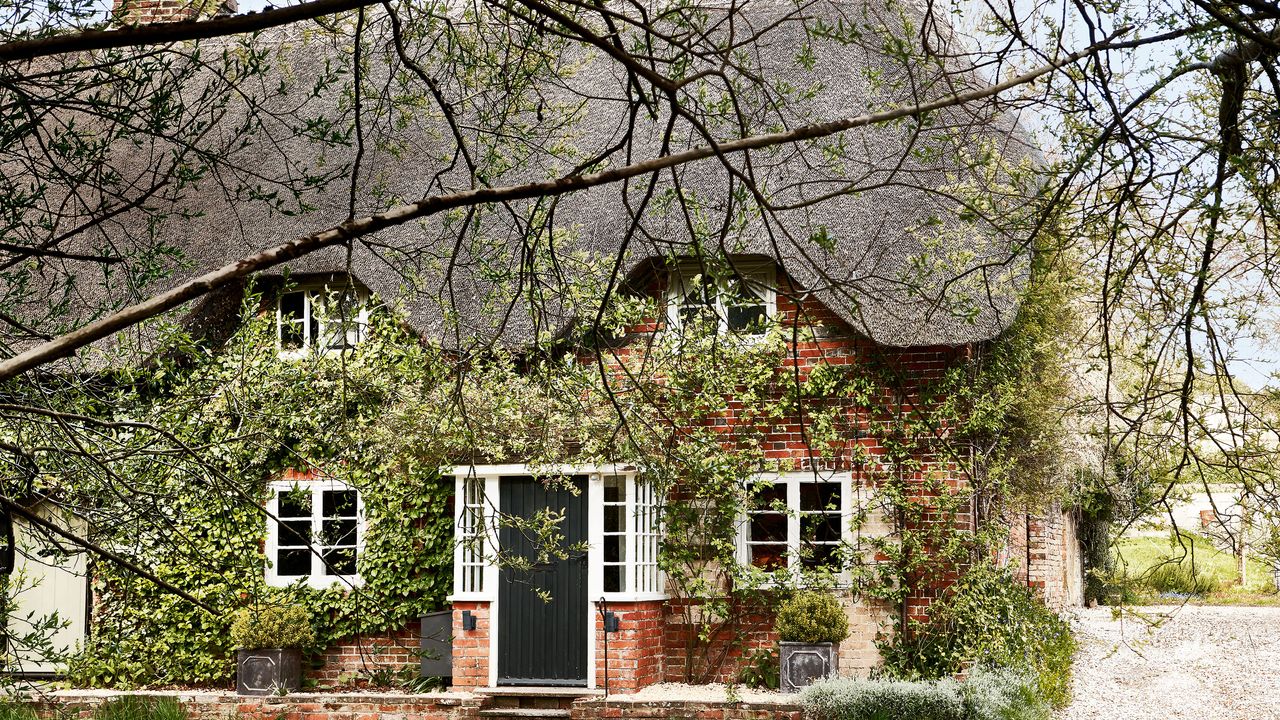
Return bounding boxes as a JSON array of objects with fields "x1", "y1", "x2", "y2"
[
  {"x1": 604, "y1": 565, "x2": 622, "y2": 593},
  {"x1": 279, "y1": 519, "x2": 312, "y2": 546},
  {"x1": 323, "y1": 490, "x2": 358, "y2": 517},
  {"x1": 800, "y1": 483, "x2": 840, "y2": 512},
  {"x1": 801, "y1": 543, "x2": 840, "y2": 569},
  {"x1": 750, "y1": 513, "x2": 786, "y2": 542},
  {"x1": 323, "y1": 547, "x2": 357, "y2": 576},
  {"x1": 727, "y1": 303, "x2": 766, "y2": 332},
  {"x1": 321, "y1": 518, "x2": 357, "y2": 546},
  {"x1": 604, "y1": 535, "x2": 624, "y2": 563},
  {"x1": 605, "y1": 505, "x2": 624, "y2": 533},
  {"x1": 750, "y1": 544, "x2": 788, "y2": 570},
  {"x1": 277, "y1": 548, "x2": 310, "y2": 576},
  {"x1": 281, "y1": 322, "x2": 304, "y2": 350},
  {"x1": 280, "y1": 292, "x2": 304, "y2": 321},
  {"x1": 278, "y1": 492, "x2": 311, "y2": 518},
  {"x1": 754, "y1": 484, "x2": 786, "y2": 509},
  {"x1": 604, "y1": 476, "x2": 626, "y2": 503},
  {"x1": 802, "y1": 514, "x2": 841, "y2": 543}
]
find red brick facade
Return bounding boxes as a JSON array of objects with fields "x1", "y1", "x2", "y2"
[
  {"x1": 595, "y1": 601, "x2": 665, "y2": 692},
  {"x1": 450, "y1": 601, "x2": 491, "y2": 690},
  {"x1": 110, "y1": 0, "x2": 236, "y2": 25},
  {"x1": 444, "y1": 268, "x2": 992, "y2": 692},
  {"x1": 305, "y1": 626, "x2": 420, "y2": 686}
]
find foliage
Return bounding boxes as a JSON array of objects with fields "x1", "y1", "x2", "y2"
[
  {"x1": 736, "y1": 647, "x2": 780, "y2": 690},
  {"x1": 63, "y1": 302, "x2": 454, "y2": 686},
  {"x1": 776, "y1": 591, "x2": 850, "y2": 644},
  {"x1": 878, "y1": 563, "x2": 1075, "y2": 709},
  {"x1": 801, "y1": 668, "x2": 1048, "y2": 720},
  {"x1": 0, "y1": 705, "x2": 38, "y2": 720},
  {"x1": 90, "y1": 697, "x2": 186, "y2": 720},
  {"x1": 229, "y1": 604, "x2": 315, "y2": 650}
]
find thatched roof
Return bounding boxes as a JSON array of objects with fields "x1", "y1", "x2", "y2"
[{"x1": 5, "y1": 0, "x2": 1038, "y2": 358}]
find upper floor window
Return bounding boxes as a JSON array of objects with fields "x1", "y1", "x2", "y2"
[
  {"x1": 266, "y1": 479, "x2": 363, "y2": 589},
  {"x1": 666, "y1": 263, "x2": 776, "y2": 335},
  {"x1": 277, "y1": 283, "x2": 369, "y2": 357},
  {"x1": 741, "y1": 472, "x2": 848, "y2": 579}
]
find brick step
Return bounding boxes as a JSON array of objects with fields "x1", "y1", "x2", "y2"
[
  {"x1": 478, "y1": 702, "x2": 573, "y2": 712},
  {"x1": 475, "y1": 687, "x2": 602, "y2": 711}
]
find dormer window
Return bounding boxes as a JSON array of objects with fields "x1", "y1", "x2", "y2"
[
  {"x1": 277, "y1": 283, "x2": 369, "y2": 357},
  {"x1": 667, "y1": 263, "x2": 776, "y2": 335}
]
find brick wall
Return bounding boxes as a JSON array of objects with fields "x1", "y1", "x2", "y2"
[
  {"x1": 33, "y1": 691, "x2": 799, "y2": 720},
  {"x1": 33, "y1": 691, "x2": 483, "y2": 720},
  {"x1": 111, "y1": 0, "x2": 236, "y2": 24},
  {"x1": 571, "y1": 697, "x2": 803, "y2": 720},
  {"x1": 596, "y1": 601, "x2": 664, "y2": 692},
  {"x1": 306, "y1": 625, "x2": 421, "y2": 687},
  {"x1": 451, "y1": 601, "x2": 491, "y2": 690},
  {"x1": 1005, "y1": 504, "x2": 1084, "y2": 610}
]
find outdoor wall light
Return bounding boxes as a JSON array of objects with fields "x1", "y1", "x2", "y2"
[
  {"x1": 602, "y1": 610, "x2": 620, "y2": 633},
  {"x1": 461, "y1": 610, "x2": 477, "y2": 631}
]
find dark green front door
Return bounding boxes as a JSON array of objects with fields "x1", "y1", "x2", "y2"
[{"x1": 497, "y1": 475, "x2": 588, "y2": 686}]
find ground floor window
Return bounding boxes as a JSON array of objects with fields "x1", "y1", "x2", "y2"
[
  {"x1": 265, "y1": 479, "x2": 363, "y2": 588},
  {"x1": 741, "y1": 472, "x2": 850, "y2": 579},
  {"x1": 601, "y1": 474, "x2": 662, "y2": 595}
]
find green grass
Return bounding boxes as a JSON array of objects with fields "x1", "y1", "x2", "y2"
[
  {"x1": 90, "y1": 697, "x2": 186, "y2": 720},
  {"x1": 1113, "y1": 531, "x2": 1279, "y2": 605}
]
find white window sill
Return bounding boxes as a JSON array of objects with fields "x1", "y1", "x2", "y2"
[
  {"x1": 267, "y1": 575, "x2": 364, "y2": 590},
  {"x1": 596, "y1": 592, "x2": 669, "y2": 603},
  {"x1": 447, "y1": 593, "x2": 496, "y2": 603}
]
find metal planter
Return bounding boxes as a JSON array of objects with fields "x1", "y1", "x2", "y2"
[
  {"x1": 236, "y1": 647, "x2": 303, "y2": 696},
  {"x1": 779, "y1": 641, "x2": 838, "y2": 693}
]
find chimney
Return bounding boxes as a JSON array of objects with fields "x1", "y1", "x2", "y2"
[{"x1": 111, "y1": 0, "x2": 238, "y2": 25}]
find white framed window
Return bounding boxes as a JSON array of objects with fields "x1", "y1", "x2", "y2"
[
  {"x1": 457, "y1": 476, "x2": 488, "y2": 595},
  {"x1": 600, "y1": 473, "x2": 663, "y2": 597},
  {"x1": 277, "y1": 282, "x2": 369, "y2": 357},
  {"x1": 665, "y1": 262, "x2": 776, "y2": 335},
  {"x1": 265, "y1": 479, "x2": 364, "y2": 589},
  {"x1": 740, "y1": 472, "x2": 849, "y2": 579}
]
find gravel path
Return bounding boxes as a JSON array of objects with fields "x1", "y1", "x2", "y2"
[{"x1": 1059, "y1": 605, "x2": 1280, "y2": 720}]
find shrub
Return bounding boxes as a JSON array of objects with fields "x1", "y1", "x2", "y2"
[
  {"x1": 879, "y1": 562, "x2": 1075, "y2": 709},
  {"x1": 801, "y1": 670, "x2": 1048, "y2": 720},
  {"x1": 801, "y1": 676, "x2": 966, "y2": 720},
  {"x1": 737, "y1": 647, "x2": 780, "y2": 690},
  {"x1": 776, "y1": 591, "x2": 850, "y2": 644},
  {"x1": 229, "y1": 604, "x2": 315, "y2": 650},
  {"x1": 91, "y1": 697, "x2": 186, "y2": 720},
  {"x1": 961, "y1": 668, "x2": 1050, "y2": 720}
]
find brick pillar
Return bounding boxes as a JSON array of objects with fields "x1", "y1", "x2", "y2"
[
  {"x1": 452, "y1": 601, "x2": 491, "y2": 690},
  {"x1": 595, "y1": 600, "x2": 664, "y2": 693},
  {"x1": 111, "y1": 0, "x2": 238, "y2": 25}
]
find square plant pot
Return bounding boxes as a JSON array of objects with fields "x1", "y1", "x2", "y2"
[
  {"x1": 237, "y1": 647, "x2": 303, "y2": 696},
  {"x1": 779, "y1": 641, "x2": 838, "y2": 693}
]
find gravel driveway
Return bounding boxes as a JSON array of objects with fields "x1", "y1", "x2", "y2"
[{"x1": 1059, "y1": 605, "x2": 1280, "y2": 720}]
